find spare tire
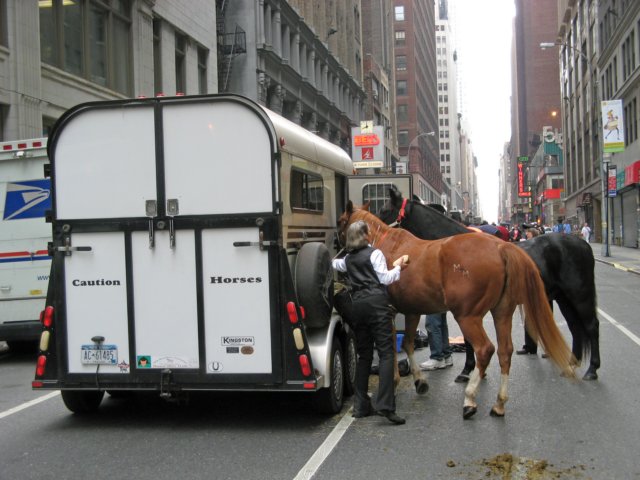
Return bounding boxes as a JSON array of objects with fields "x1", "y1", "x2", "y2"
[{"x1": 295, "y1": 242, "x2": 334, "y2": 328}]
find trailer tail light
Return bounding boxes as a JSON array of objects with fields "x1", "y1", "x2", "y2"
[
  {"x1": 299, "y1": 306, "x2": 306, "y2": 320},
  {"x1": 35, "y1": 355, "x2": 47, "y2": 377},
  {"x1": 42, "y1": 306, "x2": 54, "y2": 328},
  {"x1": 299, "y1": 354, "x2": 311, "y2": 376},
  {"x1": 286, "y1": 302, "x2": 298, "y2": 324},
  {"x1": 32, "y1": 381, "x2": 43, "y2": 388}
]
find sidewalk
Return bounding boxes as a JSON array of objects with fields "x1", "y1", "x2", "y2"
[{"x1": 589, "y1": 241, "x2": 640, "y2": 276}]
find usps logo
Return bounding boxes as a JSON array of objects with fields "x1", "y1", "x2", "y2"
[{"x1": 3, "y1": 180, "x2": 51, "y2": 220}]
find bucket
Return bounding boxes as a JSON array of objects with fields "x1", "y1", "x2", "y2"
[{"x1": 396, "y1": 333, "x2": 404, "y2": 353}]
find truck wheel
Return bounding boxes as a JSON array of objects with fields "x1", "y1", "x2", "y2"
[
  {"x1": 312, "y1": 338, "x2": 344, "y2": 414},
  {"x1": 295, "y1": 242, "x2": 334, "y2": 328},
  {"x1": 61, "y1": 390, "x2": 104, "y2": 414},
  {"x1": 342, "y1": 328, "x2": 357, "y2": 397}
]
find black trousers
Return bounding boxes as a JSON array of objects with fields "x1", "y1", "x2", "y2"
[{"x1": 351, "y1": 293, "x2": 396, "y2": 414}]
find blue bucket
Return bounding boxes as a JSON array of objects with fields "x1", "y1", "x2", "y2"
[{"x1": 396, "y1": 333, "x2": 404, "y2": 353}]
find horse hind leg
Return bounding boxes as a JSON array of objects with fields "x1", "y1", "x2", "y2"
[
  {"x1": 460, "y1": 320, "x2": 495, "y2": 419},
  {"x1": 489, "y1": 311, "x2": 514, "y2": 417}
]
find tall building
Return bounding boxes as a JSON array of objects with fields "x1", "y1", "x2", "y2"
[
  {"x1": 435, "y1": 0, "x2": 462, "y2": 211},
  {"x1": 219, "y1": 1, "x2": 366, "y2": 150},
  {"x1": 0, "y1": 1, "x2": 218, "y2": 141},
  {"x1": 554, "y1": 0, "x2": 639, "y2": 248},
  {"x1": 393, "y1": 0, "x2": 442, "y2": 204},
  {"x1": 361, "y1": 0, "x2": 399, "y2": 172},
  {"x1": 510, "y1": 0, "x2": 562, "y2": 226}
]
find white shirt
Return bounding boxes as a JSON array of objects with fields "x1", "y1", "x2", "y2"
[
  {"x1": 581, "y1": 226, "x2": 591, "y2": 238},
  {"x1": 332, "y1": 248, "x2": 401, "y2": 285}
]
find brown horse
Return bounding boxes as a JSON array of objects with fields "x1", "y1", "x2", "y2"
[{"x1": 337, "y1": 202, "x2": 576, "y2": 419}]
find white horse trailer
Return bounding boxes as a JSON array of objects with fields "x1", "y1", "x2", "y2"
[
  {"x1": 0, "y1": 138, "x2": 51, "y2": 351},
  {"x1": 33, "y1": 94, "x2": 356, "y2": 414}
]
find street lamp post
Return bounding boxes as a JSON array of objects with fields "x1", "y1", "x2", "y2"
[
  {"x1": 602, "y1": 155, "x2": 611, "y2": 257},
  {"x1": 403, "y1": 130, "x2": 435, "y2": 173},
  {"x1": 540, "y1": 42, "x2": 588, "y2": 61}
]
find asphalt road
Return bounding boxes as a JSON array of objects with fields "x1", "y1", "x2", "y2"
[{"x1": 1, "y1": 261, "x2": 639, "y2": 480}]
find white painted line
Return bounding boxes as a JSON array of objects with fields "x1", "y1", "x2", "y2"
[
  {"x1": 598, "y1": 308, "x2": 640, "y2": 347},
  {"x1": 0, "y1": 391, "x2": 60, "y2": 420},
  {"x1": 293, "y1": 407, "x2": 355, "y2": 480}
]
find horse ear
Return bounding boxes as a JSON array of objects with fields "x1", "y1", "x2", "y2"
[
  {"x1": 346, "y1": 200, "x2": 354, "y2": 215},
  {"x1": 362, "y1": 201, "x2": 371, "y2": 211},
  {"x1": 389, "y1": 185, "x2": 401, "y2": 202}
]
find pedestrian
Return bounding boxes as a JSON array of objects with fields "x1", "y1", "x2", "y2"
[
  {"x1": 510, "y1": 226, "x2": 522, "y2": 242},
  {"x1": 332, "y1": 220, "x2": 409, "y2": 425},
  {"x1": 553, "y1": 219, "x2": 563, "y2": 233},
  {"x1": 581, "y1": 222, "x2": 591, "y2": 243},
  {"x1": 420, "y1": 312, "x2": 453, "y2": 370},
  {"x1": 525, "y1": 227, "x2": 539, "y2": 240},
  {"x1": 563, "y1": 219, "x2": 572, "y2": 235}
]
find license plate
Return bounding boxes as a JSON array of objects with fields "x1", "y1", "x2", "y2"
[{"x1": 81, "y1": 345, "x2": 118, "y2": 365}]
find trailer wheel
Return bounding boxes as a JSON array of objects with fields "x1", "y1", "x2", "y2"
[
  {"x1": 312, "y1": 337, "x2": 344, "y2": 414},
  {"x1": 342, "y1": 328, "x2": 357, "y2": 397},
  {"x1": 61, "y1": 390, "x2": 104, "y2": 414},
  {"x1": 295, "y1": 242, "x2": 334, "y2": 328}
]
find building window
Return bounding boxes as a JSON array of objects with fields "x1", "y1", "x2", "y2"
[
  {"x1": 175, "y1": 32, "x2": 187, "y2": 94},
  {"x1": 395, "y1": 31, "x2": 405, "y2": 45},
  {"x1": 624, "y1": 97, "x2": 637, "y2": 145},
  {"x1": 398, "y1": 130, "x2": 409, "y2": 147},
  {"x1": 291, "y1": 169, "x2": 323, "y2": 212},
  {"x1": 153, "y1": 18, "x2": 162, "y2": 94},
  {"x1": 397, "y1": 104, "x2": 408, "y2": 122},
  {"x1": 396, "y1": 55, "x2": 407, "y2": 71},
  {"x1": 0, "y1": 0, "x2": 7, "y2": 46},
  {"x1": 396, "y1": 80, "x2": 407, "y2": 96},
  {"x1": 197, "y1": 46, "x2": 208, "y2": 94},
  {"x1": 39, "y1": 0, "x2": 132, "y2": 95},
  {"x1": 395, "y1": 6, "x2": 404, "y2": 21}
]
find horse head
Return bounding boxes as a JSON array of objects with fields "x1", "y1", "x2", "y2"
[{"x1": 337, "y1": 200, "x2": 372, "y2": 248}]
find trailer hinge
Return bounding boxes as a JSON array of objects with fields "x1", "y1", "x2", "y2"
[
  {"x1": 55, "y1": 237, "x2": 92, "y2": 256},
  {"x1": 159, "y1": 369, "x2": 172, "y2": 399}
]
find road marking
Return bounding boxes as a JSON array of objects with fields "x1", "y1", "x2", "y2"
[
  {"x1": 0, "y1": 391, "x2": 60, "y2": 420},
  {"x1": 598, "y1": 308, "x2": 640, "y2": 347},
  {"x1": 293, "y1": 407, "x2": 355, "y2": 480}
]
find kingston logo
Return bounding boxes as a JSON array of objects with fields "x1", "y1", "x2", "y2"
[
  {"x1": 210, "y1": 276, "x2": 262, "y2": 284},
  {"x1": 221, "y1": 336, "x2": 255, "y2": 346}
]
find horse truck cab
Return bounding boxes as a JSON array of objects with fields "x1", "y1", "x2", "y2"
[
  {"x1": 32, "y1": 94, "x2": 356, "y2": 414},
  {"x1": 0, "y1": 138, "x2": 51, "y2": 352}
]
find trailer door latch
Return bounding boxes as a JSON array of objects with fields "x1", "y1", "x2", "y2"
[{"x1": 56, "y1": 237, "x2": 92, "y2": 256}]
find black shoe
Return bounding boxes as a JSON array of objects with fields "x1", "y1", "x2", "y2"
[
  {"x1": 516, "y1": 347, "x2": 537, "y2": 355},
  {"x1": 352, "y1": 409, "x2": 374, "y2": 418},
  {"x1": 377, "y1": 410, "x2": 406, "y2": 425}
]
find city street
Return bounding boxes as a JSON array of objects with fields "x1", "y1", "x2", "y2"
[{"x1": 1, "y1": 256, "x2": 639, "y2": 479}]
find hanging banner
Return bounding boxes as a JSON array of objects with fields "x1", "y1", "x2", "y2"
[
  {"x1": 517, "y1": 156, "x2": 530, "y2": 197},
  {"x1": 607, "y1": 165, "x2": 617, "y2": 197},
  {"x1": 602, "y1": 100, "x2": 625, "y2": 153}
]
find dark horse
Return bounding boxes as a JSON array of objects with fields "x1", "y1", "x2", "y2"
[
  {"x1": 337, "y1": 202, "x2": 575, "y2": 419},
  {"x1": 378, "y1": 185, "x2": 600, "y2": 380}
]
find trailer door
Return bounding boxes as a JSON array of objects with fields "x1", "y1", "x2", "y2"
[{"x1": 161, "y1": 101, "x2": 276, "y2": 374}]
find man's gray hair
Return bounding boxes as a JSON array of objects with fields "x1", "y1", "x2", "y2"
[{"x1": 346, "y1": 220, "x2": 370, "y2": 251}]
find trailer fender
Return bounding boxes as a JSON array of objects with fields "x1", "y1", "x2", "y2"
[{"x1": 305, "y1": 313, "x2": 343, "y2": 389}]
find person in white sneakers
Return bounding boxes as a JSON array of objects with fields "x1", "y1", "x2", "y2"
[{"x1": 420, "y1": 312, "x2": 453, "y2": 370}]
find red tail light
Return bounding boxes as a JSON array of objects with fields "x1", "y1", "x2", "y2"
[
  {"x1": 36, "y1": 355, "x2": 47, "y2": 376},
  {"x1": 287, "y1": 302, "x2": 299, "y2": 324},
  {"x1": 42, "y1": 306, "x2": 54, "y2": 328},
  {"x1": 299, "y1": 306, "x2": 306, "y2": 320},
  {"x1": 299, "y1": 354, "x2": 311, "y2": 376}
]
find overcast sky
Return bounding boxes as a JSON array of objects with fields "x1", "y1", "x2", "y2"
[{"x1": 453, "y1": 0, "x2": 515, "y2": 223}]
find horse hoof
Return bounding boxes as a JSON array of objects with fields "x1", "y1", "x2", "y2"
[
  {"x1": 583, "y1": 371, "x2": 598, "y2": 381},
  {"x1": 455, "y1": 373, "x2": 470, "y2": 383},
  {"x1": 415, "y1": 379, "x2": 429, "y2": 395},
  {"x1": 462, "y1": 406, "x2": 477, "y2": 419},
  {"x1": 490, "y1": 408, "x2": 505, "y2": 418}
]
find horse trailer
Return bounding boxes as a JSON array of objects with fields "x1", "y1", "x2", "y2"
[
  {"x1": 32, "y1": 94, "x2": 357, "y2": 414},
  {"x1": 0, "y1": 138, "x2": 51, "y2": 351}
]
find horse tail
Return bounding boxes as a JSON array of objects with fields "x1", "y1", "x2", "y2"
[{"x1": 500, "y1": 244, "x2": 576, "y2": 379}]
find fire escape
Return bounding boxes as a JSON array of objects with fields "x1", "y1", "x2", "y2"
[{"x1": 216, "y1": 0, "x2": 247, "y2": 93}]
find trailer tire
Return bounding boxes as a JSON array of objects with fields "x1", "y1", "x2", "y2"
[
  {"x1": 61, "y1": 390, "x2": 104, "y2": 414},
  {"x1": 342, "y1": 328, "x2": 357, "y2": 397},
  {"x1": 295, "y1": 242, "x2": 334, "y2": 328},
  {"x1": 312, "y1": 337, "x2": 344, "y2": 414}
]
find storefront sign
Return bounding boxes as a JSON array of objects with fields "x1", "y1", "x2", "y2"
[{"x1": 607, "y1": 165, "x2": 617, "y2": 197}]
